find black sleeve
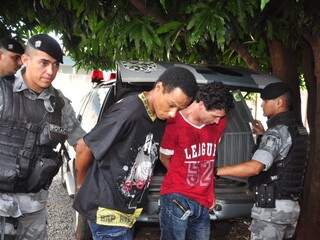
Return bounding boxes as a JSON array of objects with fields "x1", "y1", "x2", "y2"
[{"x1": 83, "y1": 104, "x2": 133, "y2": 160}]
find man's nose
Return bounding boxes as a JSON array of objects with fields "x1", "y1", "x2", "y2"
[{"x1": 46, "y1": 64, "x2": 54, "y2": 75}]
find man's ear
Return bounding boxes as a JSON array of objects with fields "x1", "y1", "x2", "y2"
[
  {"x1": 21, "y1": 54, "x2": 30, "y2": 66},
  {"x1": 276, "y1": 96, "x2": 285, "y2": 108},
  {"x1": 198, "y1": 100, "x2": 205, "y2": 110},
  {"x1": 155, "y1": 81, "x2": 165, "y2": 93}
]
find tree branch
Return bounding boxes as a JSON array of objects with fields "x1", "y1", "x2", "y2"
[{"x1": 230, "y1": 40, "x2": 260, "y2": 71}]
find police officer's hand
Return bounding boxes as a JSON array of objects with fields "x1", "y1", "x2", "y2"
[
  {"x1": 251, "y1": 120, "x2": 265, "y2": 135},
  {"x1": 209, "y1": 199, "x2": 216, "y2": 211}
]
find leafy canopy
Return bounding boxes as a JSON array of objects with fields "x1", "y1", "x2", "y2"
[{"x1": 1, "y1": 0, "x2": 318, "y2": 70}]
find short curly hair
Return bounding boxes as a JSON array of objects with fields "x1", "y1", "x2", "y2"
[{"x1": 195, "y1": 82, "x2": 234, "y2": 113}]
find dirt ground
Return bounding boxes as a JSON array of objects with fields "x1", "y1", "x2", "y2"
[{"x1": 134, "y1": 218, "x2": 251, "y2": 240}]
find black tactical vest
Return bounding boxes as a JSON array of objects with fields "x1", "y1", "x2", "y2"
[
  {"x1": 0, "y1": 77, "x2": 67, "y2": 193},
  {"x1": 249, "y1": 111, "x2": 308, "y2": 200}
]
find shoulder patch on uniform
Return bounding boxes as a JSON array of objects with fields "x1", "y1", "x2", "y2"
[{"x1": 265, "y1": 136, "x2": 276, "y2": 148}]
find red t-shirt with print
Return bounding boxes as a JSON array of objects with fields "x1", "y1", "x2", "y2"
[{"x1": 160, "y1": 112, "x2": 226, "y2": 208}]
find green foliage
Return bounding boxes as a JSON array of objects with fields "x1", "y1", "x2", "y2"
[
  {"x1": 159, "y1": 0, "x2": 167, "y2": 13},
  {"x1": 260, "y1": 0, "x2": 270, "y2": 10},
  {"x1": 186, "y1": 2, "x2": 228, "y2": 50},
  {"x1": 157, "y1": 21, "x2": 182, "y2": 34},
  {"x1": 254, "y1": 0, "x2": 304, "y2": 49},
  {"x1": 244, "y1": 92, "x2": 259, "y2": 102},
  {"x1": 0, "y1": 0, "x2": 317, "y2": 74},
  {"x1": 299, "y1": 74, "x2": 307, "y2": 90}
]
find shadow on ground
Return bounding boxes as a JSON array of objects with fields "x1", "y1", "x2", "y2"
[{"x1": 134, "y1": 218, "x2": 250, "y2": 240}]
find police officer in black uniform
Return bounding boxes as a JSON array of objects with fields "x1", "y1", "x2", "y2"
[
  {"x1": 217, "y1": 82, "x2": 308, "y2": 240},
  {"x1": 0, "y1": 34, "x2": 85, "y2": 239},
  {"x1": 0, "y1": 38, "x2": 24, "y2": 78}
]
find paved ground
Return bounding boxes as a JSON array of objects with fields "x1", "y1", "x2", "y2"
[
  {"x1": 47, "y1": 175, "x2": 75, "y2": 240},
  {"x1": 48, "y1": 174, "x2": 250, "y2": 239}
]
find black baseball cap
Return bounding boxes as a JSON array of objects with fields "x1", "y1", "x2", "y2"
[
  {"x1": 28, "y1": 34, "x2": 63, "y2": 63},
  {"x1": 261, "y1": 82, "x2": 291, "y2": 100},
  {"x1": 0, "y1": 38, "x2": 24, "y2": 55}
]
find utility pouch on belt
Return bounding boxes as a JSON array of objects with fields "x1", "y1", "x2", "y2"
[
  {"x1": 254, "y1": 184, "x2": 275, "y2": 208},
  {"x1": 27, "y1": 152, "x2": 63, "y2": 192}
]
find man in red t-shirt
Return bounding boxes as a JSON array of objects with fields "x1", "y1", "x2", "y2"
[{"x1": 159, "y1": 82, "x2": 234, "y2": 240}]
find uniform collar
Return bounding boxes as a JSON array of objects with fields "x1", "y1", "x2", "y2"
[
  {"x1": 267, "y1": 111, "x2": 298, "y2": 128},
  {"x1": 13, "y1": 68, "x2": 58, "y2": 112},
  {"x1": 13, "y1": 68, "x2": 56, "y2": 100}
]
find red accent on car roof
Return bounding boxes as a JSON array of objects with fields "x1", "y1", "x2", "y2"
[{"x1": 91, "y1": 69, "x2": 104, "y2": 82}]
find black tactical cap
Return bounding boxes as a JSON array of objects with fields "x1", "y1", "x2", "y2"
[
  {"x1": 0, "y1": 38, "x2": 24, "y2": 54},
  {"x1": 261, "y1": 82, "x2": 291, "y2": 100},
  {"x1": 28, "y1": 34, "x2": 63, "y2": 63}
]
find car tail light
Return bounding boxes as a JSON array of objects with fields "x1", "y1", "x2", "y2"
[{"x1": 109, "y1": 72, "x2": 116, "y2": 80}]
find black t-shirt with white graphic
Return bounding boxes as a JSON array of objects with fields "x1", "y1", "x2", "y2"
[{"x1": 73, "y1": 94, "x2": 165, "y2": 221}]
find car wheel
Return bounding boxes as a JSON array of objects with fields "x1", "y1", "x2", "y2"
[{"x1": 75, "y1": 211, "x2": 92, "y2": 240}]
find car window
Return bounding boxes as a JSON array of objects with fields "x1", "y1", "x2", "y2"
[
  {"x1": 216, "y1": 90, "x2": 255, "y2": 171},
  {"x1": 80, "y1": 85, "x2": 111, "y2": 132},
  {"x1": 77, "y1": 93, "x2": 91, "y2": 118}
]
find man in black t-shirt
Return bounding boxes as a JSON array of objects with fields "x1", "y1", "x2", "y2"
[{"x1": 73, "y1": 67, "x2": 198, "y2": 240}]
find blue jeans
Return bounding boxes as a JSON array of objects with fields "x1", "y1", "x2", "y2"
[
  {"x1": 159, "y1": 193, "x2": 211, "y2": 240},
  {"x1": 87, "y1": 221, "x2": 133, "y2": 240}
]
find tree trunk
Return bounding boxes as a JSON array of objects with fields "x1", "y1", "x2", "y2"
[
  {"x1": 296, "y1": 35, "x2": 320, "y2": 239},
  {"x1": 267, "y1": 39, "x2": 301, "y2": 119},
  {"x1": 230, "y1": 40, "x2": 260, "y2": 71}
]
